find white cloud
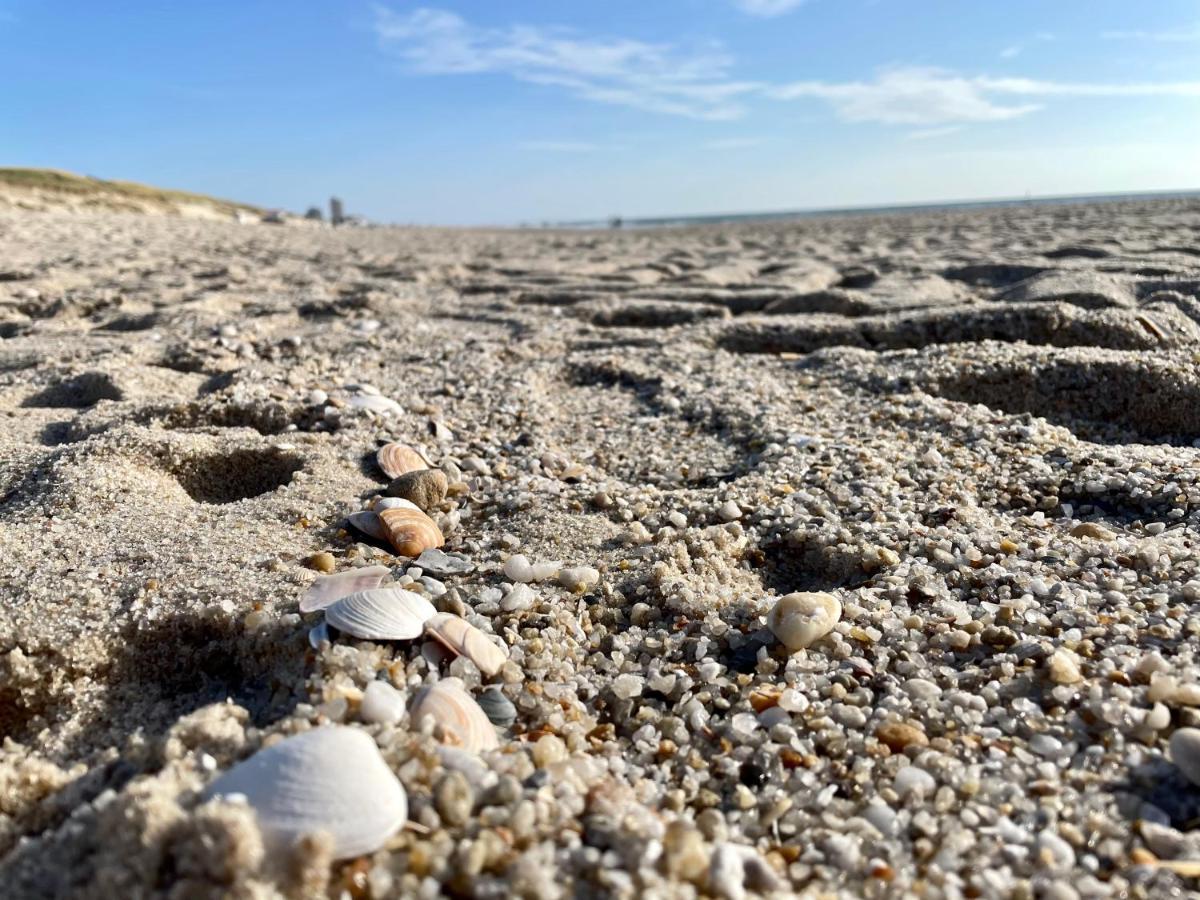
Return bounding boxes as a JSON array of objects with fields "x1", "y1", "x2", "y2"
[
  {"x1": 733, "y1": 0, "x2": 808, "y2": 17},
  {"x1": 999, "y1": 45, "x2": 1021, "y2": 59},
  {"x1": 771, "y1": 67, "x2": 1042, "y2": 124},
  {"x1": 773, "y1": 66, "x2": 1200, "y2": 125},
  {"x1": 1102, "y1": 26, "x2": 1200, "y2": 42},
  {"x1": 374, "y1": 6, "x2": 760, "y2": 120}
]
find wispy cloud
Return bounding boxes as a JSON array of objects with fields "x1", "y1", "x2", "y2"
[
  {"x1": 772, "y1": 66, "x2": 1200, "y2": 125},
  {"x1": 373, "y1": 6, "x2": 760, "y2": 120},
  {"x1": 518, "y1": 140, "x2": 603, "y2": 152},
  {"x1": 999, "y1": 45, "x2": 1022, "y2": 59},
  {"x1": 1102, "y1": 25, "x2": 1200, "y2": 42},
  {"x1": 733, "y1": 0, "x2": 808, "y2": 17},
  {"x1": 373, "y1": 10, "x2": 1200, "y2": 129},
  {"x1": 771, "y1": 67, "x2": 1042, "y2": 124}
]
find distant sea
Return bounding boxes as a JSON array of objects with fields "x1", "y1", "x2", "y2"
[{"x1": 551, "y1": 188, "x2": 1200, "y2": 230}]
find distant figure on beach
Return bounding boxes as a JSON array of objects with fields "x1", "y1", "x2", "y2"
[
  {"x1": 609, "y1": 215, "x2": 623, "y2": 229},
  {"x1": 305, "y1": 206, "x2": 323, "y2": 221},
  {"x1": 330, "y1": 196, "x2": 344, "y2": 226}
]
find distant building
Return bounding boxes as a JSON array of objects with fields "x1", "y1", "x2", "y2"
[{"x1": 330, "y1": 197, "x2": 344, "y2": 226}]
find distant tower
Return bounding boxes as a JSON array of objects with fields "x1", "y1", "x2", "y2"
[{"x1": 330, "y1": 197, "x2": 344, "y2": 226}]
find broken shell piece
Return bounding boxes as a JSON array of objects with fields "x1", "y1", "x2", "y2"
[
  {"x1": 325, "y1": 588, "x2": 436, "y2": 641},
  {"x1": 203, "y1": 726, "x2": 407, "y2": 860},
  {"x1": 424, "y1": 613, "x2": 508, "y2": 678},
  {"x1": 410, "y1": 682, "x2": 499, "y2": 754},
  {"x1": 477, "y1": 687, "x2": 517, "y2": 727},
  {"x1": 767, "y1": 591, "x2": 842, "y2": 651},
  {"x1": 347, "y1": 393, "x2": 403, "y2": 417},
  {"x1": 345, "y1": 511, "x2": 386, "y2": 541},
  {"x1": 301, "y1": 564, "x2": 390, "y2": 613},
  {"x1": 378, "y1": 506, "x2": 444, "y2": 557},
  {"x1": 377, "y1": 443, "x2": 431, "y2": 479},
  {"x1": 308, "y1": 621, "x2": 330, "y2": 649}
]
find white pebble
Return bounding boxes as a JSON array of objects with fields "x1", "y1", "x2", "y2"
[
  {"x1": 767, "y1": 592, "x2": 841, "y2": 651},
  {"x1": 360, "y1": 680, "x2": 406, "y2": 726}
]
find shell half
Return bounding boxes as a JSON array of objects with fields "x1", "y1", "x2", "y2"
[
  {"x1": 325, "y1": 587, "x2": 437, "y2": 640},
  {"x1": 410, "y1": 682, "x2": 499, "y2": 754},
  {"x1": 377, "y1": 443, "x2": 431, "y2": 479},
  {"x1": 301, "y1": 565, "x2": 391, "y2": 613},
  {"x1": 202, "y1": 726, "x2": 407, "y2": 860},
  {"x1": 424, "y1": 613, "x2": 508, "y2": 678},
  {"x1": 378, "y1": 507, "x2": 444, "y2": 557}
]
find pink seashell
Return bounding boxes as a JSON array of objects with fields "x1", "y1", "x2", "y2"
[
  {"x1": 301, "y1": 565, "x2": 390, "y2": 613},
  {"x1": 409, "y1": 682, "x2": 498, "y2": 754},
  {"x1": 424, "y1": 613, "x2": 508, "y2": 678}
]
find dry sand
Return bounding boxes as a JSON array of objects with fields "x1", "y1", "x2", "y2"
[{"x1": 2, "y1": 198, "x2": 1200, "y2": 897}]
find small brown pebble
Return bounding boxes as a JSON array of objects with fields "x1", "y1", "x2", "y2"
[
  {"x1": 1129, "y1": 847, "x2": 1157, "y2": 865},
  {"x1": 875, "y1": 721, "x2": 929, "y2": 752},
  {"x1": 306, "y1": 551, "x2": 335, "y2": 573},
  {"x1": 384, "y1": 468, "x2": 448, "y2": 511},
  {"x1": 1071, "y1": 521, "x2": 1116, "y2": 541}
]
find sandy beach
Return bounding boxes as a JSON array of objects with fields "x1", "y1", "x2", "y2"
[{"x1": 4, "y1": 197, "x2": 1200, "y2": 897}]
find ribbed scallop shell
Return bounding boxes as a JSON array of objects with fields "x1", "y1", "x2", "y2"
[
  {"x1": 202, "y1": 726, "x2": 407, "y2": 860},
  {"x1": 301, "y1": 565, "x2": 390, "y2": 613},
  {"x1": 325, "y1": 587, "x2": 436, "y2": 640},
  {"x1": 377, "y1": 443, "x2": 430, "y2": 479},
  {"x1": 410, "y1": 682, "x2": 499, "y2": 754},
  {"x1": 424, "y1": 613, "x2": 508, "y2": 678},
  {"x1": 378, "y1": 506, "x2": 444, "y2": 557}
]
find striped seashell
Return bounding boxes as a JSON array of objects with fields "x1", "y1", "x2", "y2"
[
  {"x1": 377, "y1": 443, "x2": 431, "y2": 479},
  {"x1": 325, "y1": 587, "x2": 436, "y2": 641},
  {"x1": 345, "y1": 511, "x2": 386, "y2": 541},
  {"x1": 424, "y1": 613, "x2": 508, "y2": 678},
  {"x1": 202, "y1": 726, "x2": 407, "y2": 860},
  {"x1": 409, "y1": 682, "x2": 499, "y2": 754},
  {"x1": 301, "y1": 564, "x2": 390, "y2": 613},
  {"x1": 378, "y1": 506, "x2": 444, "y2": 557}
]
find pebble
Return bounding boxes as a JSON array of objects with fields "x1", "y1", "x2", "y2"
[
  {"x1": 716, "y1": 500, "x2": 742, "y2": 522},
  {"x1": 532, "y1": 734, "x2": 567, "y2": 768},
  {"x1": 767, "y1": 592, "x2": 841, "y2": 651},
  {"x1": 558, "y1": 566, "x2": 600, "y2": 592},
  {"x1": 305, "y1": 551, "x2": 336, "y2": 573},
  {"x1": 360, "y1": 680, "x2": 406, "y2": 725},
  {"x1": 386, "y1": 468, "x2": 448, "y2": 511},
  {"x1": 875, "y1": 721, "x2": 929, "y2": 752},
  {"x1": 1070, "y1": 521, "x2": 1117, "y2": 541},
  {"x1": 1169, "y1": 728, "x2": 1200, "y2": 786},
  {"x1": 612, "y1": 673, "x2": 645, "y2": 699},
  {"x1": 502, "y1": 554, "x2": 559, "y2": 583},
  {"x1": 893, "y1": 766, "x2": 936, "y2": 799},
  {"x1": 434, "y1": 771, "x2": 474, "y2": 827},
  {"x1": 477, "y1": 687, "x2": 517, "y2": 727},
  {"x1": 1047, "y1": 648, "x2": 1083, "y2": 685}
]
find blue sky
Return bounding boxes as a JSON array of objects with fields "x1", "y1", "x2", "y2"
[{"x1": 2, "y1": 1, "x2": 1199, "y2": 224}]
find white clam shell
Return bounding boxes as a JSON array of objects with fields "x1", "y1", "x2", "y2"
[
  {"x1": 301, "y1": 565, "x2": 390, "y2": 613},
  {"x1": 203, "y1": 726, "x2": 407, "y2": 860},
  {"x1": 346, "y1": 511, "x2": 386, "y2": 541},
  {"x1": 374, "y1": 497, "x2": 421, "y2": 513},
  {"x1": 325, "y1": 588, "x2": 436, "y2": 640},
  {"x1": 347, "y1": 393, "x2": 403, "y2": 416},
  {"x1": 424, "y1": 613, "x2": 508, "y2": 678},
  {"x1": 767, "y1": 591, "x2": 841, "y2": 651},
  {"x1": 410, "y1": 682, "x2": 499, "y2": 754}
]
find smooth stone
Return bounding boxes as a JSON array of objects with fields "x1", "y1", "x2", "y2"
[
  {"x1": 1170, "y1": 728, "x2": 1200, "y2": 786},
  {"x1": 385, "y1": 468, "x2": 448, "y2": 511},
  {"x1": 415, "y1": 548, "x2": 473, "y2": 576},
  {"x1": 361, "y1": 680, "x2": 406, "y2": 726}
]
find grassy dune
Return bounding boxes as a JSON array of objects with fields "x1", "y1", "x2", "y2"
[{"x1": 0, "y1": 168, "x2": 262, "y2": 217}]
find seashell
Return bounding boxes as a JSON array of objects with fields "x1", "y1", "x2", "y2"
[
  {"x1": 767, "y1": 591, "x2": 841, "y2": 651},
  {"x1": 377, "y1": 443, "x2": 431, "y2": 479},
  {"x1": 203, "y1": 726, "x2": 407, "y2": 860},
  {"x1": 378, "y1": 506, "x2": 444, "y2": 557},
  {"x1": 410, "y1": 682, "x2": 499, "y2": 754},
  {"x1": 415, "y1": 548, "x2": 473, "y2": 576},
  {"x1": 424, "y1": 613, "x2": 508, "y2": 678},
  {"x1": 301, "y1": 564, "x2": 390, "y2": 613},
  {"x1": 308, "y1": 621, "x2": 330, "y2": 649},
  {"x1": 325, "y1": 587, "x2": 436, "y2": 640},
  {"x1": 346, "y1": 511, "x2": 386, "y2": 541},
  {"x1": 374, "y1": 497, "x2": 421, "y2": 513},
  {"x1": 477, "y1": 687, "x2": 517, "y2": 727},
  {"x1": 347, "y1": 393, "x2": 403, "y2": 417}
]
